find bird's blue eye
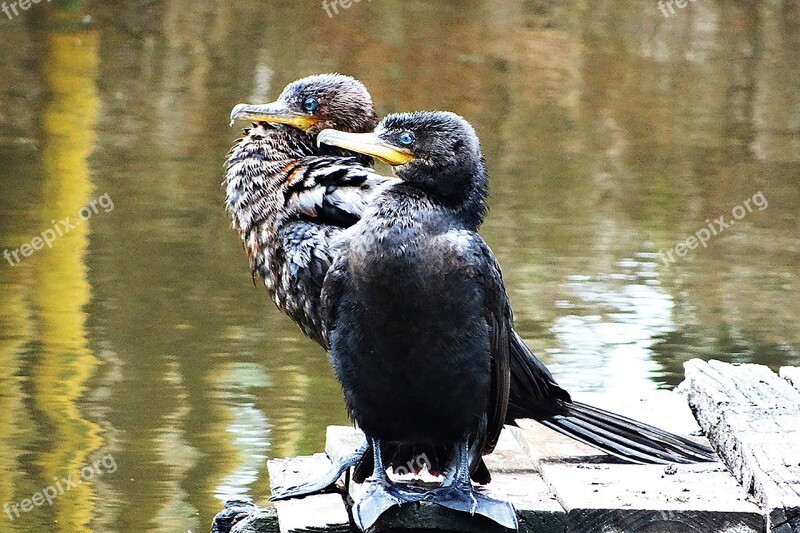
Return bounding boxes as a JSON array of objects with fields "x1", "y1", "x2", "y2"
[
  {"x1": 398, "y1": 132, "x2": 414, "y2": 146},
  {"x1": 303, "y1": 98, "x2": 319, "y2": 113}
]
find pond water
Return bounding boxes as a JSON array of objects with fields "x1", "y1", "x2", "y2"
[{"x1": 0, "y1": 1, "x2": 798, "y2": 531}]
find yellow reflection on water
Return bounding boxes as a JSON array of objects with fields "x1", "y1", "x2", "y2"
[
  {"x1": 29, "y1": 21, "x2": 102, "y2": 532},
  {"x1": 0, "y1": 274, "x2": 30, "y2": 525}
]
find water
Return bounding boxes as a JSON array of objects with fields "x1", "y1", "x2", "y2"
[{"x1": 0, "y1": 1, "x2": 798, "y2": 531}]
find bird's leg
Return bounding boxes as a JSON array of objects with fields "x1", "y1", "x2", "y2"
[
  {"x1": 423, "y1": 440, "x2": 518, "y2": 530},
  {"x1": 437, "y1": 442, "x2": 466, "y2": 488},
  {"x1": 270, "y1": 438, "x2": 369, "y2": 501},
  {"x1": 352, "y1": 437, "x2": 425, "y2": 531}
]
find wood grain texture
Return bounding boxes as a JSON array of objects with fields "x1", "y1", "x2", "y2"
[
  {"x1": 230, "y1": 508, "x2": 280, "y2": 533},
  {"x1": 681, "y1": 359, "x2": 800, "y2": 532},
  {"x1": 542, "y1": 463, "x2": 763, "y2": 532},
  {"x1": 267, "y1": 455, "x2": 350, "y2": 533}
]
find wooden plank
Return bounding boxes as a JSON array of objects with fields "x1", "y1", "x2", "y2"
[
  {"x1": 513, "y1": 390, "x2": 710, "y2": 468},
  {"x1": 681, "y1": 359, "x2": 800, "y2": 532},
  {"x1": 780, "y1": 366, "x2": 800, "y2": 392},
  {"x1": 325, "y1": 426, "x2": 566, "y2": 532},
  {"x1": 267, "y1": 455, "x2": 350, "y2": 533},
  {"x1": 484, "y1": 426, "x2": 541, "y2": 473},
  {"x1": 481, "y1": 471, "x2": 566, "y2": 532},
  {"x1": 481, "y1": 430, "x2": 566, "y2": 532},
  {"x1": 541, "y1": 462, "x2": 764, "y2": 532}
]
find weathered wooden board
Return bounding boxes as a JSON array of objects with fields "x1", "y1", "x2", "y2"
[
  {"x1": 480, "y1": 471, "x2": 566, "y2": 532},
  {"x1": 479, "y1": 430, "x2": 566, "y2": 532},
  {"x1": 541, "y1": 462, "x2": 763, "y2": 532},
  {"x1": 513, "y1": 390, "x2": 710, "y2": 468},
  {"x1": 682, "y1": 359, "x2": 800, "y2": 532},
  {"x1": 325, "y1": 426, "x2": 567, "y2": 532},
  {"x1": 483, "y1": 427, "x2": 542, "y2": 473},
  {"x1": 267, "y1": 455, "x2": 350, "y2": 533},
  {"x1": 780, "y1": 366, "x2": 800, "y2": 392}
]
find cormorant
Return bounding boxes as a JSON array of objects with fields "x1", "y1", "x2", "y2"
[
  {"x1": 318, "y1": 111, "x2": 516, "y2": 529},
  {"x1": 226, "y1": 74, "x2": 399, "y2": 347},
  {"x1": 225, "y1": 76, "x2": 715, "y2": 504},
  {"x1": 317, "y1": 112, "x2": 715, "y2": 529}
]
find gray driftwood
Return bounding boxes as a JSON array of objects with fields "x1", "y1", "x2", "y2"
[
  {"x1": 681, "y1": 359, "x2": 800, "y2": 532},
  {"x1": 212, "y1": 362, "x2": 800, "y2": 532}
]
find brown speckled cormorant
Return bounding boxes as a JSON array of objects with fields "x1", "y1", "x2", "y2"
[
  {"x1": 226, "y1": 74, "x2": 399, "y2": 347},
  {"x1": 317, "y1": 112, "x2": 716, "y2": 529}
]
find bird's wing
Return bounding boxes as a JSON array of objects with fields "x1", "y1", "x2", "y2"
[
  {"x1": 319, "y1": 249, "x2": 351, "y2": 353},
  {"x1": 283, "y1": 156, "x2": 400, "y2": 227},
  {"x1": 457, "y1": 232, "x2": 512, "y2": 457}
]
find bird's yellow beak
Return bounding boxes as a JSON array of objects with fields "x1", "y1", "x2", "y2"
[
  {"x1": 317, "y1": 129, "x2": 415, "y2": 166},
  {"x1": 229, "y1": 101, "x2": 320, "y2": 131}
]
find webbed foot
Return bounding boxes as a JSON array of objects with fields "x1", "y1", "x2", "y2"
[
  {"x1": 352, "y1": 478, "x2": 426, "y2": 531},
  {"x1": 424, "y1": 483, "x2": 517, "y2": 530}
]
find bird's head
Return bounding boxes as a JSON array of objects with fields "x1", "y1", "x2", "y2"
[
  {"x1": 230, "y1": 74, "x2": 378, "y2": 136},
  {"x1": 317, "y1": 111, "x2": 487, "y2": 224}
]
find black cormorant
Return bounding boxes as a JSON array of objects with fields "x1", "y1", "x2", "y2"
[
  {"x1": 317, "y1": 112, "x2": 715, "y2": 529},
  {"x1": 319, "y1": 111, "x2": 516, "y2": 529}
]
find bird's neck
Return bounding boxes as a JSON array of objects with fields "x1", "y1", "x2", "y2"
[
  {"x1": 388, "y1": 166, "x2": 487, "y2": 232},
  {"x1": 372, "y1": 181, "x2": 485, "y2": 235}
]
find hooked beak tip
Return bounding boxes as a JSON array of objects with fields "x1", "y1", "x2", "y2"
[{"x1": 229, "y1": 104, "x2": 249, "y2": 124}]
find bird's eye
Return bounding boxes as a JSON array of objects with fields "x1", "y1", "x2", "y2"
[
  {"x1": 303, "y1": 98, "x2": 319, "y2": 113},
  {"x1": 398, "y1": 132, "x2": 414, "y2": 146}
]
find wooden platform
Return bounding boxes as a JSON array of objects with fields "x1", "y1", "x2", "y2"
[{"x1": 211, "y1": 359, "x2": 800, "y2": 533}]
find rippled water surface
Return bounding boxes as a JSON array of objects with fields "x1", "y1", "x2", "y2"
[{"x1": 0, "y1": 1, "x2": 798, "y2": 531}]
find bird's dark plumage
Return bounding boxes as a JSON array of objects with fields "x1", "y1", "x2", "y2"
[{"x1": 225, "y1": 76, "x2": 487, "y2": 487}]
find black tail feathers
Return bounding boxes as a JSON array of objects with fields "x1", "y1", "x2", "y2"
[{"x1": 539, "y1": 400, "x2": 717, "y2": 464}]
